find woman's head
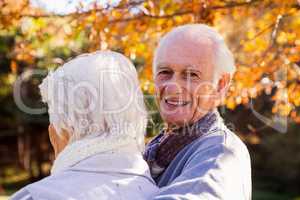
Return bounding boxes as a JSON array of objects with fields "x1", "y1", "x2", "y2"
[{"x1": 39, "y1": 51, "x2": 147, "y2": 152}]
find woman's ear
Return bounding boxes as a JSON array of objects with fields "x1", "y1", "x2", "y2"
[{"x1": 48, "y1": 124, "x2": 70, "y2": 158}]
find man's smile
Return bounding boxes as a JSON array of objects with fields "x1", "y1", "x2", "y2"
[{"x1": 163, "y1": 96, "x2": 191, "y2": 107}]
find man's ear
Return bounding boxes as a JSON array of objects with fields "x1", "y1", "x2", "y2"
[
  {"x1": 217, "y1": 73, "x2": 231, "y2": 94},
  {"x1": 214, "y1": 73, "x2": 231, "y2": 107}
]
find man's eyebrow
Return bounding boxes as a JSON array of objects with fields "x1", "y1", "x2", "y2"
[
  {"x1": 184, "y1": 65, "x2": 202, "y2": 74},
  {"x1": 157, "y1": 65, "x2": 171, "y2": 70},
  {"x1": 185, "y1": 68, "x2": 201, "y2": 73}
]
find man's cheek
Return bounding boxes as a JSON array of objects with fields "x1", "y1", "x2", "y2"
[
  {"x1": 155, "y1": 84, "x2": 165, "y2": 100},
  {"x1": 196, "y1": 95, "x2": 214, "y2": 112}
]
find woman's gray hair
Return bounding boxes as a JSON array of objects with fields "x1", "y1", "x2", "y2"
[
  {"x1": 39, "y1": 50, "x2": 147, "y2": 151},
  {"x1": 153, "y1": 24, "x2": 236, "y2": 85}
]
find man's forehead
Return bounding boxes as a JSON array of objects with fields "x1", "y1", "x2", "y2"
[
  {"x1": 155, "y1": 31, "x2": 215, "y2": 73},
  {"x1": 161, "y1": 31, "x2": 215, "y2": 49},
  {"x1": 157, "y1": 36, "x2": 215, "y2": 61},
  {"x1": 156, "y1": 41, "x2": 214, "y2": 65}
]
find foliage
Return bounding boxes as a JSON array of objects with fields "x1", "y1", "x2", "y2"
[{"x1": 1, "y1": 0, "x2": 300, "y2": 123}]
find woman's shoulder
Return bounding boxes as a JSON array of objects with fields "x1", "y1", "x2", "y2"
[
  {"x1": 10, "y1": 187, "x2": 33, "y2": 200},
  {"x1": 11, "y1": 169, "x2": 158, "y2": 200},
  {"x1": 10, "y1": 173, "x2": 75, "y2": 200},
  {"x1": 10, "y1": 175, "x2": 59, "y2": 200}
]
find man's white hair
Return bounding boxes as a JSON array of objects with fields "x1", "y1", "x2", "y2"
[
  {"x1": 153, "y1": 24, "x2": 236, "y2": 85},
  {"x1": 39, "y1": 50, "x2": 147, "y2": 151}
]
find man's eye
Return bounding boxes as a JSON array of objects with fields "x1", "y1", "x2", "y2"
[
  {"x1": 189, "y1": 72, "x2": 198, "y2": 77},
  {"x1": 159, "y1": 70, "x2": 171, "y2": 74},
  {"x1": 158, "y1": 70, "x2": 172, "y2": 76},
  {"x1": 185, "y1": 72, "x2": 199, "y2": 79}
]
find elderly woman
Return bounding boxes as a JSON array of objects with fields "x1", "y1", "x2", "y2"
[
  {"x1": 11, "y1": 51, "x2": 158, "y2": 200},
  {"x1": 144, "y1": 24, "x2": 252, "y2": 200}
]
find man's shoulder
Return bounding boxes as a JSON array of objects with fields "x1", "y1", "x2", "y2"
[
  {"x1": 175, "y1": 128, "x2": 252, "y2": 200},
  {"x1": 181, "y1": 126, "x2": 251, "y2": 183},
  {"x1": 190, "y1": 124, "x2": 251, "y2": 163}
]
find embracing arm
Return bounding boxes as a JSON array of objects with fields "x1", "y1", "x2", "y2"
[{"x1": 151, "y1": 144, "x2": 251, "y2": 200}]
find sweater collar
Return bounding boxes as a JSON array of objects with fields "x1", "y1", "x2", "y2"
[
  {"x1": 51, "y1": 134, "x2": 139, "y2": 175},
  {"x1": 69, "y1": 148, "x2": 154, "y2": 183}
]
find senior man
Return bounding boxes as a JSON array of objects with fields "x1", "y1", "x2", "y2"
[{"x1": 144, "y1": 24, "x2": 252, "y2": 200}]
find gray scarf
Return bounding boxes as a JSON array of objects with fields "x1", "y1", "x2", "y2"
[{"x1": 144, "y1": 112, "x2": 218, "y2": 178}]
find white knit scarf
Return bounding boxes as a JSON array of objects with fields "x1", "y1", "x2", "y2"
[{"x1": 51, "y1": 134, "x2": 138, "y2": 174}]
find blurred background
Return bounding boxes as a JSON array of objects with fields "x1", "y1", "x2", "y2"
[{"x1": 0, "y1": 0, "x2": 300, "y2": 199}]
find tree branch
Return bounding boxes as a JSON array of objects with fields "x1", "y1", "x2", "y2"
[
  {"x1": 108, "y1": 10, "x2": 194, "y2": 24},
  {"x1": 108, "y1": 0, "x2": 263, "y2": 24},
  {"x1": 209, "y1": 0, "x2": 261, "y2": 10},
  {"x1": 2, "y1": 0, "x2": 146, "y2": 18},
  {"x1": 270, "y1": 14, "x2": 283, "y2": 45},
  {"x1": 4, "y1": 0, "x2": 263, "y2": 20}
]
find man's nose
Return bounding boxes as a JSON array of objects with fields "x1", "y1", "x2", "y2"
[{"x1": 163, "y1": 76, "x2": 185, "y2": 94}]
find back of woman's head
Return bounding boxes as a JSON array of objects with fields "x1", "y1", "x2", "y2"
[{"x1": 39, "y1": 51, "x2": 147, "y2": 151}]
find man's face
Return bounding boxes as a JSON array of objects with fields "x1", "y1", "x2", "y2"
[{"x1": 154, "y1": 37, "x2": 219, "y2": 126}]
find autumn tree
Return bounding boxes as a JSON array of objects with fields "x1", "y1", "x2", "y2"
[
  {"x1": 1, "y1": 0, "x2": 300, "y2": 122},
  {"x1": 1, "y1": 0, "x2": 300, "y2": 194}
]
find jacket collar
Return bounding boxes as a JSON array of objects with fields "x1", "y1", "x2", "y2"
[{"x1": 62, "y1": 145, "x2": 155, "y2": 184}]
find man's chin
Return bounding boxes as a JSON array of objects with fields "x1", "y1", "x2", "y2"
[{"x1": 162, "y1": 114, "x2": 192, "y2": 127}]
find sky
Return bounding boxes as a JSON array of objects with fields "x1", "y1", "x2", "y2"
[{"x1": 30, "y1": 0, "x2": 115, "y2": 14}]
